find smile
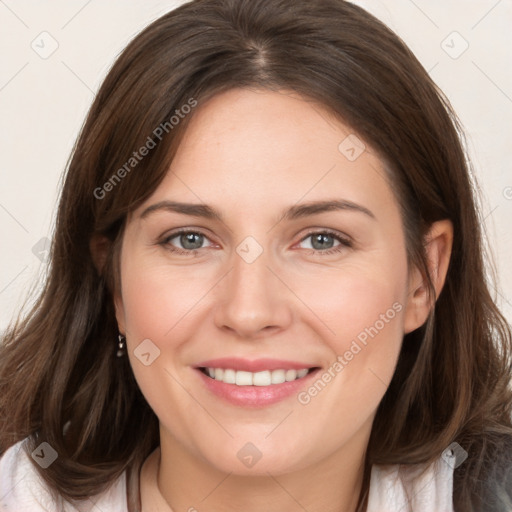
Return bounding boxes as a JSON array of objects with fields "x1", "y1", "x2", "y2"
[
  {"x1": 199, "y1": 367, "x2": 315, "y2": 386},
  {"x1": 194, "y1": 366, "x2": 322, "y2": 407}
]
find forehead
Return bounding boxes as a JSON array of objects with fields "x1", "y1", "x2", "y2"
[
  {"x1": 131, "y1": 87, "x2": 397, "y2": 225},
  {"x1": 173, "y1": 87, "x2": 348, "y2": 165}
]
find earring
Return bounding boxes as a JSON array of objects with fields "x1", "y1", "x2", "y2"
[{"x1": 116, "y1": 334, "x2": 126, "y2": 357}]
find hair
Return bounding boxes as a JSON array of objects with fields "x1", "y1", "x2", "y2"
[{"x1": 1, "y1": 0, "x2": 511, "y2": 510}]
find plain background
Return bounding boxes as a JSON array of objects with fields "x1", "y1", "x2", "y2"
[{"x1": 0, "y1": 0, "x2": 511, "y2": 333}]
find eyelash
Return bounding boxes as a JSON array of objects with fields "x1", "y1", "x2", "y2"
[{"x1": 158, "y1": 228, "x2": 353, "y2": 257}]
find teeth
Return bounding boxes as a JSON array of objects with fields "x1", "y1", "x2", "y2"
[{"x1": 203, "y1": 367, "x2": 311, "y2": 386}]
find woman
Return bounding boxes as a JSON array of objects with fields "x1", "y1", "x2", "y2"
[{"x1": 1, "y1": 0, "x2": 511, "y2": 510}]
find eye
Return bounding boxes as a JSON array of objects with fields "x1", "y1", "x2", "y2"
[
  {"x1": 158, "y1": 228, "x2": 352, "y2": 257},
  {"x1": 159, "y1": 229, "x2": 214, "y2": 256},
  {"x1": 297, "y1": 230, "x2": 352, "y2": 255}
]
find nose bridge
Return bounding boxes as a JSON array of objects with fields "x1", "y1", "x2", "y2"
[
  {"x1": 214, "y1": 234, "x2": 292, "y2": 337},
  {"x1": 232, "y1": 237, "x2": 270, "y2": 293}
]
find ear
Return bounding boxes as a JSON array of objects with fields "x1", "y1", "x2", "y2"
[
  {"x1": 89, "y1": 233, "x2": 127, "y2": 335},
  {"x1": 403, "y1": 219, "x2": 453, "y2": 334}
]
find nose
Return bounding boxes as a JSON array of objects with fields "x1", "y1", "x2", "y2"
[{"x1": 213, "y1": 245, "x2": 293, "y2": 339}]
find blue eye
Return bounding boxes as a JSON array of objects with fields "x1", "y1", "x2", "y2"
[
  {"x1": 159, "y1": 228, "x2": 352, "y2": 256},
  {"x1": 298, "y1": 230, "x2": 352, "y2": 255},
  {"x1": 159, "y1": 229, "x2": 211, "y2": 256}
]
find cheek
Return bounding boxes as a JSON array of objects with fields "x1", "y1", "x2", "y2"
[
  {"x1": 119, "y1": 255, "x2": 209, "y2": 342},
  {"x1": 331, "y1": 276, "x2": 403, "y2": 356},
  {"x1": 293, "y1": 257, "x2": 406, "y2": 347},
  {"x1": 291, "y1": 257, "x2": 407, "y2": 398},
  {"x1": 292, "y1": 269, "x2": 405, "y2": 438},
  {"x1": 118, "y1": 256, "x2": 206, "y2": 432}
]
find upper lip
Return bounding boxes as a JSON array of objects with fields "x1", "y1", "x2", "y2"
[{"x1": 194, "y1": 357, "x2": 320, "y2": 373}]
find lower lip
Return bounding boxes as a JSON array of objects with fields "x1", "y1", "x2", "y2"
[{"x1": 194, "y1": 368, "x2": 320, "y2": 407}]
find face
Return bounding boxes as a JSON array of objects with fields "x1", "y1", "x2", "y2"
[{"x1": 114, "y1": 87, "x2": 417, "y2": 475}]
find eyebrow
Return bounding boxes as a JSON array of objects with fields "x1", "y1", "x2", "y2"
[{"x1": 139, "y1": 199, "x2": 376, "y2": 223}]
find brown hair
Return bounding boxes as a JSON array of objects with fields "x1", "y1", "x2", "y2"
[{"x1": 1, "y1": 0, "x2": 511, "y2": 510}]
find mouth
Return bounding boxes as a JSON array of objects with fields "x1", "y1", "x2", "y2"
[
  {"x1": 193, "y1": 365, "x2": 322, "y2": 408},
  {"x1": 197, "y1": 366, "x2": 320, "y2": 386}
]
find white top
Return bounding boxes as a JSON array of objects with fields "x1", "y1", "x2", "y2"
[{"x1": 0, "y1": 437, "x2": 454, "y2": 511}]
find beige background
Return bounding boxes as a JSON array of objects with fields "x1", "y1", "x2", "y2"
[{"x1": 0, "y1": 0, "x2": 511, "y2": 331}]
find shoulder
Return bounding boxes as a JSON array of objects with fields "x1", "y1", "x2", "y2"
[
  {"x1": 0, "y1": 437, "x2": 128, "y2": 511},
  {"x1": 367, "y1": 453, "x2": 455, "y2": 512},
  {"x1": 0, "y1": 438, "x2": 59, "y2": 511},
  {"x1": 476, "y1": 433, "x2": 512, "y2": 512}
]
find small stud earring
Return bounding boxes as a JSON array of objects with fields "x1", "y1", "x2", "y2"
[{"x1": 116, "y1": 334, "x2": 126, "y2": 357}]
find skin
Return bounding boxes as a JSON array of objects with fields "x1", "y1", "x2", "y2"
[{"x1": 95, "y1": 88, "x2": 453, "y2": 512}]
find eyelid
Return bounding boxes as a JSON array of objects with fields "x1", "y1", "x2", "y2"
[
  {"x1": 297, "y1": 227, "x2": 352, "y2": 245},
  {"x1": 159, "y1": 227, "x2": 351, "y2": 244},
  {"x1": 159, "y1": 226, "x2": 215, "y2": 242}
]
